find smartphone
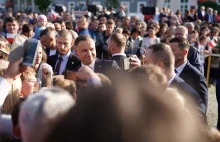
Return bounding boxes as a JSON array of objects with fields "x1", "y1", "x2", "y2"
[
  {"x1": 22, "y1": 39, "x2": 39, "y2": 66},
  {"x1": 8, "y1": 34, "x2": 28, "y2": 62}
]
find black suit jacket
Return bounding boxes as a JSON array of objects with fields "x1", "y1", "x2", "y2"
[
  {"x1": 198, "y1": 11, "x2": 206, "y2": 21},
  {"x1": 44, "y1": 48, "x2": 58, "y2": 57},
  {"x1": 75, "y1": 58, "x2": 120, "y2": 78},
  {"x1": 187, "y1": 46, "x2": 202, "y2": 73},
  {"x1": 170, "y1": 76, "x2": 206, "y2": 114},
  {"x1": 179, "y1": 61, "x2": 208, "y2": 111},
  {"x1": 47, "y1": 53, "x2": 81, "y2": 76},
  {"x1": 111, "y1": 55, "x2": 127, "y2": 69}
]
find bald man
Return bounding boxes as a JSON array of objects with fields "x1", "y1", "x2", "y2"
[{"x1": 47, "y1": 29, "x2": 81, "y2": 76}]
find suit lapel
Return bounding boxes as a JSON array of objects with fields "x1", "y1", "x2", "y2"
[
  {"x1": 179, "y1": 62, "x2": 189, "y2": 78},
  {"x1": 52, "y1": 55, "x2": 58, "y2": 71},
  {"x1": 94, "y1": 58, "x2": 102, "y2": 72}
]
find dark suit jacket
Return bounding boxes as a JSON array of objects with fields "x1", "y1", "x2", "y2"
[
  {"x1": 205, "y1": 13, "x2": 215, "y2": 23},
  {"x1": 170, "y1": 76, "x2": 206, "y2": 114},
  {"x1": 187, "y1": 46, "x2": 202, "y2": 73},
  {"x1": 75, "y1": 58, "x2": 121, "y2": 78},
  {"x1": 47, "y1": 53, "x2": 81, "y2": 76},
  {"x1": 198, "y1": 11, "x2": 206, "y2": 21},
  {"x1": 179, "y1": 61, "x2": 208, "y2": 111},
  {"x1": 111, "y1": 55, "x2": 127, "y2": 70},
  {"x1": 45, "y1": 48, "x2": 58, "y2": 57}
]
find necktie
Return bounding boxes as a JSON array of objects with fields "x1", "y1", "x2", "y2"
[
  {"x1": 174, "y1": 69, "x2": 178, "y2": 74},
  {"x1": 55, "y1": 57, "x2": 63, "y2": 75}
]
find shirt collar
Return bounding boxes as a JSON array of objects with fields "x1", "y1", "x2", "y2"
[
  {"x1": 112, "y1": 53, "x2": 126, "y2": 57},
  {"x1": 175, "y1": 61, "x2": 187, "y2": 76},
  {"x1": 167, "y1": 74, "x2": 176, "y2": 86},
  {"x1": 58, "y1": 51, "x2": 71, "y2": 62},
  {"x1": 81, "y1": 60, "x2": 96, "y2": 71}
]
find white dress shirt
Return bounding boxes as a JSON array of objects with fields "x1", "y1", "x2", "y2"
[
  {"x1": 167, "y1": 74, "x2": 176, "y2": 86},
  {"x1": 112, "y1": 53, "x2": 126, "y2": 57},
  {"x1": 0, "y1": 77, "x2": 11, "y2": 109},
  {"x1": 55, "y1": 51, "x2": 71, "y2": 75},
  {"x1": 81, "y1": 60, "x2": 96, "y2": 71},
  {"x1": 175, "y1": 61, "x2": 187, "y2": 76},
  {"x1": 49, "y1": 49, "x2": 57, "y2": 56},
  {"x1": 201, "y1": 11, "x2": 205, "y2": 16}
]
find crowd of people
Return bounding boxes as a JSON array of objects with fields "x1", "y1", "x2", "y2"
[{"x1": 0, "y1": 4, "x2": 220, "y2": 142}]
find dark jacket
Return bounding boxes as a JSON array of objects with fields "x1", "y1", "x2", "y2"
[
  {"x1": 111, "y1": 55, "x2": 127, "y2": 70},
  {"x1": 170, "y1": 76, "x2": 206, "y2": 115},
  {"x1": 95, "y1": 31, "x2": 110, "y2": 59},
  {"x1": 179, "y1": 61, "x2": 208, "y2": 111},
  {"x1": 47, "y1": 53, "x2": 81, "y2": 77},
  {"x1": 187, "y1": 45, "x2": 203, "y2": 73},
  {"x1": 75, "y1": 58, "x2": 121, "y2": 78}
]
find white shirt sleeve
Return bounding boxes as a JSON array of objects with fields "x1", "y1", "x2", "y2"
[{"x1": 0, "y1": 77, "x2": 11, "y2": 108}]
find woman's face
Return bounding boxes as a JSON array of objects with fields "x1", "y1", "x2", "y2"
[
  {"x1": 202, "y1": 29, "x2": 208, "y2": 35},
  {"x1": 140, "y1": 27, "x2": 146, "y2": 37},
  {"x1": 35, "y1": 46, "x2": 43, "y2": 65},
  {"x1": 161, "y1": 27, "x2": 167, "y2": 33}
]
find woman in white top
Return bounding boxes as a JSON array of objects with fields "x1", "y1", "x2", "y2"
[{"x1": 142, "y1": 26, "x2": 160, "y2": 51}]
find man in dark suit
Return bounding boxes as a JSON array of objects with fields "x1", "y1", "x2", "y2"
[
  {"x1": 108, "y1": 33, "x2": 141, "y2": 70},
  {"x1": 169, "y1": 37, "x2": 208, "y2": 112},
  {"x1": 66, "y1": 35, "x2": 120, "y2": 80},
  {"x1": 40, "y1": 27, "x2": 58, "y2": 57},
  {"x1": 198, "y1": 6, "x2": 206, "y2": 21},
  {"x1": 205, "y1": 8, "x2": 214, "y2": 23},
  {"x1": 145, "y1": 43, "x2": 206, "y2": 115},
  {"x1": 47, "y1": 29, "x2": 81, "y2": 76},
  {"x1": 174, "y1": 26, "x2": 202, "y2": 73},
  {"x1": 108, "y1": 32, "x2": 129, "y2": 70}
]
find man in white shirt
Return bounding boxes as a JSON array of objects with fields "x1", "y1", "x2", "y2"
[
  {"x1": 145, "y1": 43, "x2": 206, "y2": 114},
  {"x1": 47, "y1": 29, "x2": 81, "y2": 76}
]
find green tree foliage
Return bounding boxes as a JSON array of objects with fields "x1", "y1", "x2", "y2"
[
  {"x1": 35, "y1": 0, "x2": 51, "y2": 12},
  {"x1": 105, "y1": 0, "x2": 119, "y2": 8},
  {"x1": 198, "y1": 1, "x2": 220, "y2": 14}
]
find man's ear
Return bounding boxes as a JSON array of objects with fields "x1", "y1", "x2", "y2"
[
  {"x1": 157, "y1": 61, "x2": 165, "y2": 69},
  {"x1": 183, "y1": 49, "x2": 188, "y2": 56}
]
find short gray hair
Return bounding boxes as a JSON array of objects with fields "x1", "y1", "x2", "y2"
[{"x1": 19, "y1": 87, "x2": 75, "y2": 142}]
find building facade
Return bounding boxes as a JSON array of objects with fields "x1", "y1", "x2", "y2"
[
  {"x1": 13, "y1": 0, "x2": 220, "y2": 13},
  {"x1": 156, "y1": 0, "x2": 197, "y2": 14}
]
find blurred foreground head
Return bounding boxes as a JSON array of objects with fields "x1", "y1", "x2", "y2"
[
  {"x1": 46, "y1": 73, "x2": 208, "y2": 142},
  {"x1": 19, "y1": 87, "x2": 75, "y2": 142}
]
